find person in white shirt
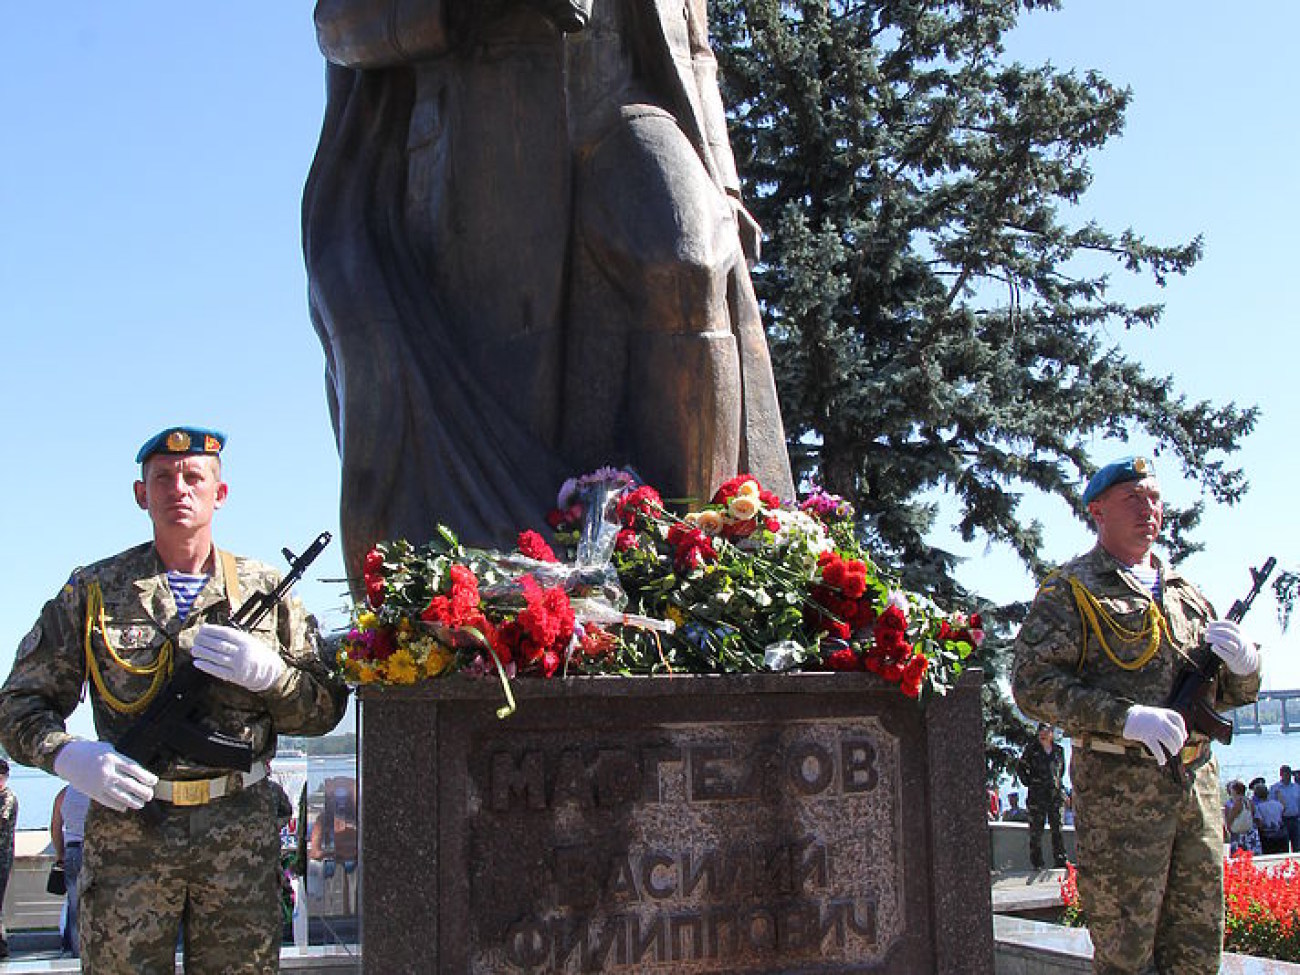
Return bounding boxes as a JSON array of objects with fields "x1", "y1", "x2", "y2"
[
  {"x1": 1269, "y1": 765, "x2": 1300, "y2": 851},
  {"x1": 1254, "y1": 783, "x2": 1289, "y2": 855}
]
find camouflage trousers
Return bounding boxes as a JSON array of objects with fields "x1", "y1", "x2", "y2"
[
  {"x1": 0, "y1": 852, "x2": 11, "y2": 942},
  {"x1": 1026, "y1": 792, "x2": 1066, "y2": 869},
  {"x1": 80, "y1": 778, "x2": 281, "y2": 974},
  {"x1": 1071, "y1": 747, "x2": 1222, "y2": 975}
]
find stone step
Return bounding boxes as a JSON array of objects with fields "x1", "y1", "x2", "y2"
[
  {"x1": 0, "y1": 944, "x2": 359, "y2": 973},
  {"x1": 994, "y1": 913, "x2": 1300, "y2": 974}
]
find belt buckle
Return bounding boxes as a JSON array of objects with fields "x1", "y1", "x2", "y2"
[{"x1": 171, "y1": 779, "x2": 212, "y2": 807}]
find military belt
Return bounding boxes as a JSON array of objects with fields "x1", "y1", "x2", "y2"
[
  {"x1": 152, "y1": 761, "x2": 268, "y2": 807},
  {"x1": 1084, "y1": 737, "x2": 1209, "y2": 766}
]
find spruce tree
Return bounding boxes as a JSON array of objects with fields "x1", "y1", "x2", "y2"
[{"x1": 708, "y1": 0, "x2": 1258, "y2": 767}]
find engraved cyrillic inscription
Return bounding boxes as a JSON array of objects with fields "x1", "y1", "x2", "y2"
[{"x1": 468, "y1": 718, "x2": 902, "y2": 973}]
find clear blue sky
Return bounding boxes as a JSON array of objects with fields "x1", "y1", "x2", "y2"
[{"x1": 2, "y1": 2, "x2": 1298, "y2": 749}]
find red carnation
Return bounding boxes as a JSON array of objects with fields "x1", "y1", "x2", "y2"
[
  {"x1": 901, "y1": 653, "x2": 929, "y2": 698},
  {"x1": 616, "y1": 486, "x2": 663, "y2": 527},
  {"x1": 421, "y1": 564, "x2": 483, "y2": 628},
  {"x1": 517, "y1": 530, "x2": 559, "y2": 563},
  {"x1": 667, "y1": 523, "x2": 717, "y2": 572},
  {"x1": 827, "y1": 646, "x2": 863, "y2": 671},
  {"x1": 578, "y1": 623, "x2": 617, "y2": 662}
]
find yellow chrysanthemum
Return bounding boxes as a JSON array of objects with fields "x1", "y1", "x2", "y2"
[
  {"x1": 424, "y1": 645, "x2": 456, "y2": 678},
  {"x1": 344, "y1": 659, "x2": 377, "y2": 684},
  {"x1": 666, "y1": 606, "x2": 686, "y2": 627},
  {"x1": 383, "y1": 648, "x2": 421, "y2": 685},
  {"x1": 356, "y1": 611, "x2": 379, "y2": 631}
]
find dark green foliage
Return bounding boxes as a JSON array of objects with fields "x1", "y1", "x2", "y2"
[
  {"x1": 1275, "y1": 571, "x2": 1299, "y2": 632},
  {"x1": 707, "y1": 0, "x2": 1257, "y2": 780}
]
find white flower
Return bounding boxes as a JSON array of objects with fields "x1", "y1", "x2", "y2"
[{"x1": 728, "y1": 495, "x2": 761, "y2": 521}]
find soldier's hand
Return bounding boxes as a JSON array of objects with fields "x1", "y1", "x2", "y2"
[
  {"x1": 1207, "y1": 619, "x2": 1260, "y2": 676},
  {"x1": 192, "y1": 624, "x2": 287, "y2": 693},
  {"x1": 1122, "y1": 705, "x2": 1187, "y2": 765},
  {"x1": 54, "y1": 740, "x2": 158, "y2": 812}
]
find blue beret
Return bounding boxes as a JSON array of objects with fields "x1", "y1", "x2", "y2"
[
  {"x1": 1083, "y1": 456, "x2": 1155, "y2": 504},
  {"x1": 136, "y1": 426, "x2": 226, "y2": 464}
]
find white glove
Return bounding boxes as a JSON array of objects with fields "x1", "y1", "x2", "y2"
[
  {"x1": 1122, "y1": 705, "x2": 1188, "y2": 765},
  {"x1": 54, "y1": 740, "x2": 158, "y2": 813},
  {"x1": 1207, "y1": 619, "x2": 1260, "y2": 676},
  {"x1": 192, "y1": 624, "x2": 287, "y2": 693}
]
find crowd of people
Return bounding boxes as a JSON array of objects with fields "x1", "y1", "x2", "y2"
[{"x1": 1222, "y1": 764, "x2": 1300, "y2": 857}]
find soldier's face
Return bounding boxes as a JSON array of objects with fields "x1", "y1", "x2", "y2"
[
  {"x1": 134, "y1": 454, "x2": 227, "y2": 535},
  {"x1": 1089, "y1": 476, "x2": 1162, "y2": 564}
]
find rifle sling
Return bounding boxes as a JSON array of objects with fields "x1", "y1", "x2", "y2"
[{"x1": 218, "y1": 549, "x2": 241, "y2": 612}]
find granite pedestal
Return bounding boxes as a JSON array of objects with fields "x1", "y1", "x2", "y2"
[{"x1": 359, "y1": 670, "x2": 992, "y2": 973}]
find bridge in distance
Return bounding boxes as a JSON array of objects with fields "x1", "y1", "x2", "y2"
[{"x1": 1233, "y1": 690, "x2": 1300, "y2": 733}]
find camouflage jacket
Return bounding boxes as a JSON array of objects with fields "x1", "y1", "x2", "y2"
[
  {"x1": 0, "y1": 542, "x2": 350, "y2": 778},
  {"x1": 1016, "y1": 740, "x2": 1066, "y2": 801},
  {"x1": 0, "y1": 787, "x2": 16, "y2": 859},
  {"x1": 1012, "y1": 544, "x2": 1260, "y2": 744}
]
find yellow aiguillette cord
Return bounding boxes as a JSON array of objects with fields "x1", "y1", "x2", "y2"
[
  {"x1": 1066, "y1": 576, "x2": 1170, "y2": 672},
  {"x1": 84, "y1": 580, "x2": 173, "y2": 715}
]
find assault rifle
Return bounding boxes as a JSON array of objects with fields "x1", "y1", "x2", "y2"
[
  {"x1": 116, "y1": 532, "x2": 332, "y2": 817},
  {"x1": 1164, "y1": 556, "x2": 1275, "y2": 784}
]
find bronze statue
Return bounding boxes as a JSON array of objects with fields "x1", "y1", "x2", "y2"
[{"x1": 305, "y1": 0, "x2": 793, "y2": 581}]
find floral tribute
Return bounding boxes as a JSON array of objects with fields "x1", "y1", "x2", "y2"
[
  {"x1": 1061, "y1": 853, "x2": 1300, "y2": 962},
  {"x1": 340, "y1": 469, "x2": 983, "y2": 713}
]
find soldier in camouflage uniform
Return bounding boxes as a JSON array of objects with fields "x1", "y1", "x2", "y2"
[
  {"x1": 1016, "y1": 722, "x2": 1068, "y2": 869},
  {"x1": 0, "y1": 760, "x2": 16, "y2": 958},
  {"x1": 1013, "y1": 456, "x2": 1261, "y2": 975},
  {"x1": 0, "y1": 427, "x2": 349, "y2": 974}
]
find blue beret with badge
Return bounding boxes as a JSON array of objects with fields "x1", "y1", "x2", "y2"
[
  {"x1": 1082, "y1": 455, "x2": 1154, "y2": 504},
  {"x1": 135, "y1": 426, "x2": 226, "y2": 465}
]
